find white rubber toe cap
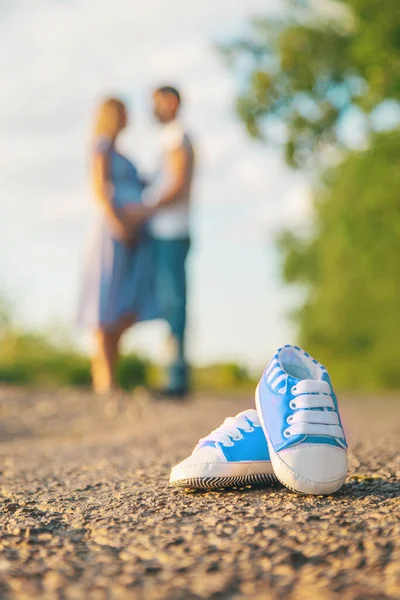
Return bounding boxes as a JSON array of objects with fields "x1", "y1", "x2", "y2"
[
  {"x1": 273, "y1": 444, "x2": 348, "y2": 495},
  {"x1": 169, "y1": 447, "x2": 224, "y2": 483},
  {"x1": 169, "y1": 447, "x2": 274, "y2": 484}
]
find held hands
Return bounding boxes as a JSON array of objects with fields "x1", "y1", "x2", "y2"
[
  {"x1": 106, "y1": 213, "x2": 138, "y2": 247},
  {"x1": 120, "y1": 203, "x2": 156, "y2": 228},
  {"x1": 105, "y1": 194, "x2": 161, "y2": 246}
]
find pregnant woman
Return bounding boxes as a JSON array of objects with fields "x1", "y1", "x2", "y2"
[{"x1": 78, "y1": 98, "x2": 156, "y2": 394}]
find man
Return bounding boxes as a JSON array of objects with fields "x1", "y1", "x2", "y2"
[{"x1": 148, "y1": 86, "x2": 195, "y2": 397}]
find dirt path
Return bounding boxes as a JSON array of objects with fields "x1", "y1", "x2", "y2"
[{"x1": 0, "y1": 387, "x2": 398, "y2": 599}]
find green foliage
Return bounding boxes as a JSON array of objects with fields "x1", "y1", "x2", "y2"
[
  {"x1": 192, "y1": 363, "x2": 256, "y2": 392},
  {"x1": 0, "y1": 330, "x2": 90, "y2": 387},
  {"x1": 221, "y1": 0, "x2": 400, "y2": 166},
  {"x1": 0, "y1": 323, "x2": 148, "y2": 390},
  {"x1": 117, "y1": 355, "x2": 149, "y2": 391},
  {"x1": 222, "y1": 0, "x2": 400, "y2": 389},
  {"x1": 0, "y1": 304, "x2": 252, "y2": 392},
  {"x1": 280, "y1": 130, "x2": 400, "y2": 388}
]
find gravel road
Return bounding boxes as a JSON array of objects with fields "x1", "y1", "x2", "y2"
[{"x1": 0, "y1": 386, "x2": 398, "y2": 600}]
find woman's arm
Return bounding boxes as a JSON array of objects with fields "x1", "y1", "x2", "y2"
[
  {"x1": 92, "y1": 150, "x2": 133, "y2": 244},
  {"x1": 122, "y1": 202, "x2": 156, "y2": 224}
]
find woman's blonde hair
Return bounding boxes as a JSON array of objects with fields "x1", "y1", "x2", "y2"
[{"x1": 93, "y1": 97, "x2": 127, "y2": 140}]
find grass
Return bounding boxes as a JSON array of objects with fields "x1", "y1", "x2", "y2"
[{"x1": 0, "y1": 327, "x2": 256, "y2": 392}]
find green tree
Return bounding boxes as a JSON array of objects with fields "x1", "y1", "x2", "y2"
[
  {"x1": 223, "y1": 0, "x2": 400, "y2": 388},
  {"x1": 280, "y1": 130, "x2": 400, "y2": 388},
  {"x1": 222, "y1": 0, "x2": 400, "y2": 166}
]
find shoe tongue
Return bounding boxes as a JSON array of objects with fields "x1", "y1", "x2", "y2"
[
  {"x1": 287, "y1": 371, "x2": 339, "y2": 446},
  {"x1": 286, "y1": 374, "x2": 302, "y2": 392}
]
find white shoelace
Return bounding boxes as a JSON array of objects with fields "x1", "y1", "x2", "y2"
[
  {"x1": 284, "y1": 379, "x2": 345, "y2": 441},
  {"x1": 197, "y1": 410, "x2": 261, "y2": 448}
]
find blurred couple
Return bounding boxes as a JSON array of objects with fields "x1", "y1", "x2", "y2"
[{"x1": 78, "y1": 87, "x2": 195, "y2": 398}]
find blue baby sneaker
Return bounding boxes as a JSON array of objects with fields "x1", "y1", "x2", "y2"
[
  {"x1": 256, "y1": 345, "x2": 348, "y2": 495},
  {"x1": 169, "y1": 409, "x2": 276, "y2": 489}
]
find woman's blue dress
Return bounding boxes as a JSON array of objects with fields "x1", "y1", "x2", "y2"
[{"x1": 77, "y1": 138, "x2": 157, "y2": 328}]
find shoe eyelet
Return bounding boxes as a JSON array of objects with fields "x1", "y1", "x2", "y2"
[
  {"x1": 224, "y1": 441, "x2": 235, "y2": 447},
  {"x1": 289, "y1": 400, "x2": 297, "y2": 409},
  {"x1": 283, "y1": 429, "x2": 291, "y2": 438},
  {"x1": 287, "y1": 415, "x2": 294, "y2": 425},
  {"x1": 291, "y1": 385, "x2": 297, "y2": 395},
  {"x1": 247, "y1": 426, "x2": 255, "y2": 433},
  {"x1": 231, "y1": 434, "x2": 243, "y2": 441}
]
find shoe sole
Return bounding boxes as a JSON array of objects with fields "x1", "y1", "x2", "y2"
[
  {"x1": 255, "y1": 384, "x2": 347, "y2": 495},
  {"x1": 170, "y1": 472, "x2": 278, "y2": 490}
]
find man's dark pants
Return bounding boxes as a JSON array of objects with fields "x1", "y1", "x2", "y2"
[{"x1": 153, "y1": 237, "x2": 190, "y2": 393}]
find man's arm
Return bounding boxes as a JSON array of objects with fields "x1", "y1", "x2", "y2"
[{"x1": 157, "y1": 144, "x2": 189, "y2": 207}]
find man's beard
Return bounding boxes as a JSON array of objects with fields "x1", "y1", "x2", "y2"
[
  {"x1": 153, "y1": 109, "x2": 173, "y2": 124},
  {"x1": 153, "y1": 109, "x2": 166, "y2": 123}
]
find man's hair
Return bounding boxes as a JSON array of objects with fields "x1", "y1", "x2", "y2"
[{"x1": 155, "y1": 85, "x2": 181, "y2": 104}]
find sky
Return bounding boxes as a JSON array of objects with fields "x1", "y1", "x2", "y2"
[{"x1": 0, "y1": 0, "x2": 313, "y2": 370}]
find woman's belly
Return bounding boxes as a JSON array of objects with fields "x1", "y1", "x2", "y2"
[{"x1": 113, "y1": 182, "x2": 142, "y2": 209}]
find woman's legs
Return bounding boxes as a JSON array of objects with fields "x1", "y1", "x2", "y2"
[
  {"x1": 92, "y1": 329, "x2": 118, "y2": 394},
  {"x1": 91, "y1": 314, "x2": 135, "y2": 394}
]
